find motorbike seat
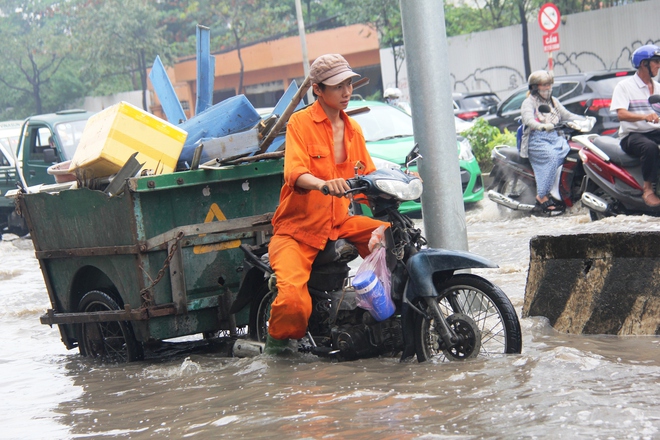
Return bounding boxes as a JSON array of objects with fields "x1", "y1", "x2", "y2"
[
  {"x1": 497, "y1": 146, "x2": 530, "y2": 165},
  {"x1": 592, "y1": 136, "x2": 640, "y2": 167},
  {"x1": 312, "y1": 239, "x2": 359, "y2": 267}
]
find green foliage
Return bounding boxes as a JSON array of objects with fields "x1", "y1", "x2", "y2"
[
  {"x1": 365, "y1": 90, "x2": 383, "y2": 102},
  {"x1": 0, "y1": 0, "x2": 76, "y2": 115},
  {"x1": 342, "y1": 0, "x2": 402, "y2": 49},
  {"x1": 460, "y1": 118, "x2": 514, "y2": 172},
  {"x1": 445, "y1": 4, "x2": 491, "y2": 36},
  {"x1": 70, "y1": 0, "x2": 170, "y2": 109},
  {"x1": 0, "y1": 0, "x2": 641, "y2": 118}
]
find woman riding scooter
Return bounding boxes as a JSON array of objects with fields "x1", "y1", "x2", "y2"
[{"x1": 520, "y1": 70, "x2": 586, "y2": 215}]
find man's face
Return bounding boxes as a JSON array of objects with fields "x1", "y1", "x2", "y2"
[
  {"x1": 314, "y1": 78, "x2": 354, "y2": 110},
  {"x1": 650, "y1": 58, "x2": 660, "y2": 77}
]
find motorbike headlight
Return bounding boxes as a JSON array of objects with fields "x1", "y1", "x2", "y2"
[
  {"x1": 457, "y1": 137, "x2": 474, "y2": 161},
  {"x1": 375, "y1": 177, "x2": 423, "y2": 201},
  {"x1": 371, "y1": 157, "x2": 401, "y2": 170}
]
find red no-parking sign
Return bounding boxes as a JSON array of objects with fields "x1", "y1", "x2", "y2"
[
  {"x1": 538, "y1": 3, "x2": 561, "y2": 33},
  {"x1": 538, "y1": 3, "x2": 561, "y2": 55}
]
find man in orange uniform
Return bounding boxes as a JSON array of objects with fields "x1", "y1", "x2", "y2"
[{"x1": 265, "y1": 54, "x2": 388, "y2": 354}]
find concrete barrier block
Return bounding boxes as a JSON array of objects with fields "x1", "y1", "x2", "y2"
[{"x1": 523, "y1": 232, "x2": 660, "y2": 335}]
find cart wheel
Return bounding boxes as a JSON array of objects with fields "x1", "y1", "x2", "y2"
[{"x1": 78, "y1": 290, "x2": 143, "y2": 363}]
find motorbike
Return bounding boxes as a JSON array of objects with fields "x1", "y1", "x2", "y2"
[
  {"x1": 487, "y1": 105, "x2": 596, "y2": 215},
  {"x1": 229, "y1": 147, "x2": 522, "y2": 362},
  {"x1": 576, "y1": 95, "x2": 660, "y2": 220}
]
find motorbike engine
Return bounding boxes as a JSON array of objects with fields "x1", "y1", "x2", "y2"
[{"x1": 331, "y1": 319, "x2": 403, "y2": 360}]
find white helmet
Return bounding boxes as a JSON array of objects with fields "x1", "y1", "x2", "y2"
[
  {"x1": 384, "y1": 87, "x2": 402, "y2": 99},
  {"x1": 528, "y1": 70, "x2": 554, "y2": 90}
]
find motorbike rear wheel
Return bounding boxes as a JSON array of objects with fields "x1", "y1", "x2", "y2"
[
  {"x1": 414, "y1": 274, "x2": 522, "y2": 362},
  {"x1": 249, "y1": 283, "x2": 274, "y2": 342},
  {"x1": 586, "y1": 185, "x2": 615, "y2": 221},
  {"x1": 497, "y1": 175, "x2": 536, "y2": 214}
]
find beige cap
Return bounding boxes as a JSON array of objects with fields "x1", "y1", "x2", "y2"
[{"x1": 309, "y1": 54, "x2": 360, "y2": 86}]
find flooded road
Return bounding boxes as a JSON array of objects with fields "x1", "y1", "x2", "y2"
[{"x1": 2, "y1": 202, "x2": 660, "y2": 439}]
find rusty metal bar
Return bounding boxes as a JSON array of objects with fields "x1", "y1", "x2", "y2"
[
  {"x1": 168, "y1": 238, "x2": 188, "y2": 314},
  {"x1": 143, "y1": 212, "x2": 274, "y2": 251},
  {"x1": 40, "y1": 303, "x2": 178, "y2": 326},
  {"x1": 35, "y1": 244, "x2": 140, "y2": 259},
  {"x1": 32, "y1": 213, "x2": 274, "y2": 259}
]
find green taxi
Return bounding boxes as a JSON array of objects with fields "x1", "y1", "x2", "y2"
[{"x1": 347, "y1": 100, "x2": 484, "y2": 214}]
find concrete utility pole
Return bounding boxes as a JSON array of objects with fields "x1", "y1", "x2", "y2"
[
  {"x1": 295, "y1": 0, "x2": 314, "y2": 104},
  {"x1": 399, "y1": 0, "x2": 468, "y2": 251}
]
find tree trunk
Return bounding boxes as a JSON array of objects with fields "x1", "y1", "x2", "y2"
[
  {"x1": 33, "y1": 82, "x2": 42, "y2": 115},
  {"x1": 234, "y1": 29, "x2": 244, "y2": 95},
  {"x1": 138, "y1": 49, "x2": 148, "y2": 111},
  {"x1": 519, "y1": 0, "x2": 531, "y2": 79},
  {"x1": 392, "y1": 43, "x2": 399, "y2": 88}
]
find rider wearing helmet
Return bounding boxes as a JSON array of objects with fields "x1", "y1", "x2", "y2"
[
  {"x1": 611, "y1": 44, "x2": 660, "y2": 207},
  {"x1": 383, "y1": 87, "x2": 412, "y2": 115},
  {"x1": 384, "y1": 87, "x2": 402, "y2": 104},
  {"x1": 520, "y1": 70, "x2": 585, "y2": 215}
]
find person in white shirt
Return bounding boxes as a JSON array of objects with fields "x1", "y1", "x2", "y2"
[{"x1": 610, "y1": 44, "x2": 660, "y2": 207}]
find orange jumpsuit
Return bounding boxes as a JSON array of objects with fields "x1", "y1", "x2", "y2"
[{"x1": 268, "y1": 101, "x2": 388, "y2": 340}]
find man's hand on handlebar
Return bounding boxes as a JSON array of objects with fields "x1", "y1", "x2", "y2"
[
  {"x1": 320, "y1": 178, "x2": 351, "y2": 197},
  {"x1": 644, "y1": 112, "x2": 660, "y2": 124}
]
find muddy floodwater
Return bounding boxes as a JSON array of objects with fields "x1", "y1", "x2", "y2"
[{"x1": 2, "y1": 202, "x2": 660, "y2": 439}]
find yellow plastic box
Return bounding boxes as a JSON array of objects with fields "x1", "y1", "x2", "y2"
[{"x1": 69, "y1": 101, "x2": 187, "y2": 177}]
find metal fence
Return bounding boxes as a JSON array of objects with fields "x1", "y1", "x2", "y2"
[{"x1": 381, "y1": 0, "x2": 660, "y2": 100}]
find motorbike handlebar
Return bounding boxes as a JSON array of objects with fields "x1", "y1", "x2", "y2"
[{"x1": 321, "y1": 178, "x2": 366, "y2": 197}]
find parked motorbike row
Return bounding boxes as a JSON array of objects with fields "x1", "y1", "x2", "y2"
[{"x1": 488, "y1": 95, "x2": 660, "y2": 220}]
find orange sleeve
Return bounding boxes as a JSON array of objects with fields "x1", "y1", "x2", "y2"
[{"x1": 283, "y1": 117, "x2": 312, "y2": 195}]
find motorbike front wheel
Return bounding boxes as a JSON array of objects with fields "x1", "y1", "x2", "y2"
[{"x1": 414, "y1": 274, "x2": 522, "y2": 362}]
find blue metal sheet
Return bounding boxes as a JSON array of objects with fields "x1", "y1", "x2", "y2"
[
  {"x1": 177, "y1": 95, "x2": 261, "y2": 168},
  {"x1": 273, "y1": 81, "x2": 306, "y2": 117},
  {"x1": 149, "y1": 56, "x2": 187, "y2": 124},
  {"x1": 196, "y1": 26, "x2": 212, "y2": 114},
  {"x1": 265, "y1": 136, "x2": 286, "y2": 152}
]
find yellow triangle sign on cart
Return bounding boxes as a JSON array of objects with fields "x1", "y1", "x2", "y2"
[{"x1": 193, "y1": 203, "x2": 242, "y2": 254}]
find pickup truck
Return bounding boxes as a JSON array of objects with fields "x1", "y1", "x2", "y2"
[
  {"x1": 0, "y1": 120, "x2": 24, "y2": 234},
  {"x1": 3, "y1": 110, "x2": 94, "y2": 236}
]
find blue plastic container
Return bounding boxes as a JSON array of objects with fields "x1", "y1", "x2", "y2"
[
  {"x1": 353, "y1": 270, "x2": 395, "y2": 321},
  {"x1": 177, "y1": 95, "x2": 261, "y2": 168}
]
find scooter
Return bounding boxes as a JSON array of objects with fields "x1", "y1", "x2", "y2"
[
  {"x1": 230, "y1": 147, "x2": 522, "y2": 362},
  {"x1": 576, "y1": 95, "x2": 660, "y2": 220},
  {"x1": 487, "y1": 106, "x2": 596, "y2": 215}
]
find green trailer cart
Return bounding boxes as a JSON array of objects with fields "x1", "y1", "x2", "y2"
[{"x1": 18, "y1": 158, "x2": 283, "y2": 362}]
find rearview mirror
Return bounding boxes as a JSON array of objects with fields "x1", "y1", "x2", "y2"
[
  {"x1": 43, "y1": 148, "x2": 57, "y2": 164},
  {"x1": 405, "y1": 144, "x2": 422, "y2": 171},
  {"x1": 538, "y1": 104, "x2": 552, "y2": 113},
  {"x1": 649, "y1": 94, "x2": 660, "y2": 114}
]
